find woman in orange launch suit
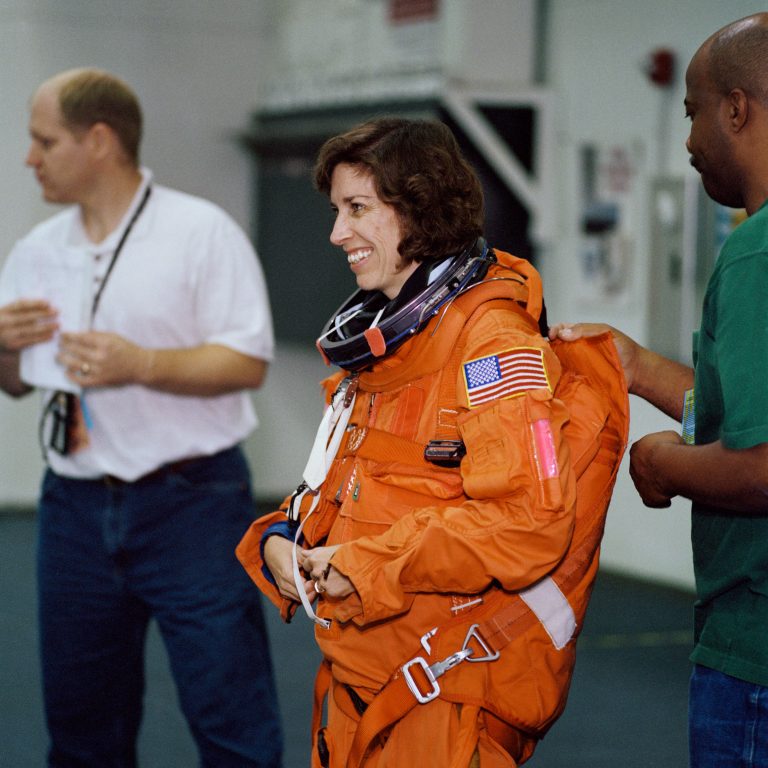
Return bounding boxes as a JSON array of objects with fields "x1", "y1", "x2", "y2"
[{"x1": 237, "y1": 117, "x2": 628, "y2": 768}]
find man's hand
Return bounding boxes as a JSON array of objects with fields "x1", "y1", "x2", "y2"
[
  {"x1": 629, "y1": 430, "x2": 684, "y2": 508},
  {"x1": 0, "y1": 299, "x2": 58, "y2": 352},
  {"x1": 549, "y1": 322, "x2": 693, "y2": 420},
  {"x1": 548, "y1": 322, "x2": 640, "y2": 389},
  {"x1": 57, "y1": 330, "x2": 151, "y2": 388},
  {"x1": 56, "y1": 337, "x2": 266, "y2": 396}
]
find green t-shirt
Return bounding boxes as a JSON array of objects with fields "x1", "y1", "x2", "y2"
[{"x1": 690, "y1": 200, "x2": 768, "y2": 686}]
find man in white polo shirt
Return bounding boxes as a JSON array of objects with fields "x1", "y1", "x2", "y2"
[{"x1": 0, "y1": 68, "x2": 282, "y2": 767}]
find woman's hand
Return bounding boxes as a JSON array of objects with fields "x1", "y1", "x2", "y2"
[
  {"x1": 299, "y1": 544, "x2": 356, "y2": 600},
  {"x1": 263, "y1": 536, "x2": 305, "y2": 601}
]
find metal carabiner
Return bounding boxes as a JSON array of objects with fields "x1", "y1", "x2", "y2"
[{"x1": 463, "y1": 623, "x2": 500, "y2": 663}]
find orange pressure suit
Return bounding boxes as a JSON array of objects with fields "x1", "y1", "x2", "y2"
[{"x1": 237, "y1": 249, "x2": 629, "y2": 768}]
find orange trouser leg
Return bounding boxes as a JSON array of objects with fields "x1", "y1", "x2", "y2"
[{"x1": 323, "y1": 692, "x2": 519, "y2": 768}]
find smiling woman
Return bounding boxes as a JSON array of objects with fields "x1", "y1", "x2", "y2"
[
  {"x1": 328, "y1": 164, "x2": 416, "y2": 299},
  {"x1": 236, "y1": 116, "x2": 628, "y2": 768}
]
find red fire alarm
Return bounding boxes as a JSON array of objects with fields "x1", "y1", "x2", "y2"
[{"x1": 644, "y1": 48, "x2": 676, "y2": 87}]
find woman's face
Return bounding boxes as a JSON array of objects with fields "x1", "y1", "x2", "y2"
[{"x1": 328, "y1": 163, "x2": 419, "y2": 299}]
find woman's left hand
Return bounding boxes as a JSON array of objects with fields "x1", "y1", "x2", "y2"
[{"x1": 300, "y1": 544, "x2": 355, "y2": 599}]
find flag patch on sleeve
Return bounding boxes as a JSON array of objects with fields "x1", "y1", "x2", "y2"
[{"x1": 462, "y1": 347, "x2": 551, "y2": 408}]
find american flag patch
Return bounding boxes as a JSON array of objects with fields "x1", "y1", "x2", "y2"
[{"x1": 463, "y1": 347, "x2": 551, "y2": 408}]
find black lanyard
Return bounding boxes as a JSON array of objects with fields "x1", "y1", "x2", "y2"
[
  {"x1": 90, "y1": 183, "x2": 152, "y2": 322},
  {"x1": 40, "y1": 183, "x2": 152, "y2": 459}
]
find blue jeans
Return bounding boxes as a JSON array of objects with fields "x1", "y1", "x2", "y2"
[
  {"x1": 37, "y1": 446, "x2": 282, "y2": 768},
  {"x1": 689, "y1": 664, "x2": 768, "y2": 767}
]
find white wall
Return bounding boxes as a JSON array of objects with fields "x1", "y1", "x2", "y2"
[{"x1": 0, "y1": 0, "x2": 761, "y2": 591}]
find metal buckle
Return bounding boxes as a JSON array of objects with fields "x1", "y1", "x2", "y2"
[
  {"x1": 287, "y1": 482, "x2": 308, "y2": 522},
  {"x1": 401, "y1": 623, "x2": 499, "y2": 704},
  {"x1": 463, "y1": 623, "x2": 500, "y2": 663},
  {"x1": 287, "y1": 481, "x2": 319, "y2": 523},
  {"x1": 402, "y1": 648, "x2": 472, "y2": 704},
  {"x1": 333, "y1": 374, "x2": 358, "y2": 408},
  {"x1": 402, "y1": 656, "x2": 441, "y2": 704}
]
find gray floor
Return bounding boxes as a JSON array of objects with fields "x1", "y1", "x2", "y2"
[{"x1": 0, "y1": 511, "x2": 691, "y2": 767}]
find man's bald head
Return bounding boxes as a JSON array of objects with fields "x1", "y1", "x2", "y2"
[
  {"x1": 36, "y1": 68, "x2": 143, "y2": 165},
  {"x1": 701, "y1": 13, "x2": 768, "y2": 106}
]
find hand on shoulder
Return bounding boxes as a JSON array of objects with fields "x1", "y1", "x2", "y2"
[{"x1": 548, "y1": 322, "x2": 640, "y2": 390}]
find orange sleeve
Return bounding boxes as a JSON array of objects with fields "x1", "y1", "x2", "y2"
[
  {"x1": 236, "y1": 371, "x2": 344, "y2": 622},
  {"x1": 236, "y1": 507, "x2": 299, "y2": 623}
]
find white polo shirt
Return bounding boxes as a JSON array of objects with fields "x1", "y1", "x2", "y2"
[{"x1": 0, "y1": 170, "x2": 274, "y2": 481}]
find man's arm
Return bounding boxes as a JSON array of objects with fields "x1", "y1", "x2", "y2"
[
  {"x1": 141, "y1": 344, "x2": 268, "y2": 394},
  {"x1": 57, "y1": 331, "x2": 267, "y2": 395},
  {"x1": 548, "y1": 325, "x2": 768, "y2": 513},
  {"x1": 631, "y1": 432, "x2": 768, "y2": 512},
  {"x1": 627, "y1": 344, "x2": 693, "y2": 422},
  {"x1": 0, "y1": 350, "x2": 31, "y2": 397},
  {"x1": 550, "y1": 322, "x2": 693, "y2": 420}
]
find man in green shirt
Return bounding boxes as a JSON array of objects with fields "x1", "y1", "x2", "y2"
[{"x1": 551, "y1": 12, "x2": 768, "y2": 768}]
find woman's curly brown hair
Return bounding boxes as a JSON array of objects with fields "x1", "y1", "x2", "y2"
[{"x1": 314, "y1": 117, "x2": 484, "y2": 265}]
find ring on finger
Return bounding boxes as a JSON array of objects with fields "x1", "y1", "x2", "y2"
[{"x1": 314, "y1": 580, "x2": 325, "y2": 594}]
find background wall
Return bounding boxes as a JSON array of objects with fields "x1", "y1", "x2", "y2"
[{"x1": 0, "y1": 0, "x2": 761, "y2": 590}]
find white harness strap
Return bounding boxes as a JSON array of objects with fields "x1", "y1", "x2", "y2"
[
  {"x1": 519, "y1": 577, "x2": 576, "y2": 650},
  {"x1": 289, "y1": 377, "x2": 357, "y2": 628}
]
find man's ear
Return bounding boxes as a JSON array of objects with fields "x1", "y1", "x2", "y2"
[
  {"x1": 84, "y1": 121, "x2": 115, "y2": 160},
  {"x1": 728, "y1": 88, "x2": 749, "y2": 132}
]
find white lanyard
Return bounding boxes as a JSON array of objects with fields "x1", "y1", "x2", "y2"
[{"x1": 289, "y1": 376, "x2": 357, "y2": 628}]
